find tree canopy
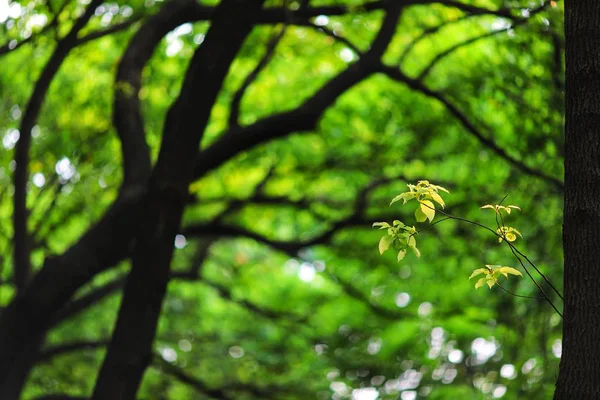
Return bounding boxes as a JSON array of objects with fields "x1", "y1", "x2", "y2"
[{"x1": 0, "y1": 0, "x2": 565, "y2": 399}]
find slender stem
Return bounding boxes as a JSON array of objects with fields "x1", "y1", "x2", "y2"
[
  {"x1": 415, "y1": 201, "x2": 563, "y2": 316},
  {"x1": 494, "y1": 279, "x2": 544, "y2": 300},
  {"x1": 412, "y1": 217, "x2": 450, "y2": 236},
  {"x1": 506, "y1": 242, "x2": 564, "y2": 301},
  {"x1": 507, "y1": 241, "x2": 563, "y2": 317}
]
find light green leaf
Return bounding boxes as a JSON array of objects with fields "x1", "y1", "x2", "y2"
[
  {"x1": 379, "y1": 235, "x2": 393, "y2": 255},
  {"x1": 415, "y1": 207, "x2": 427, "y2": 222},
  {"x1": 497, "y1": 266, "x2": 522, "y2": 277},
  {"x1": 407, "y1": 235, "x2": 416, "y2": 248},
  {"x1": 486, "y1": 278, "x2": 495, "y2": 288},
  {"x1": 433, "y1": 184, "x2": 449, "y2": 193},
  {"x1": 469, "y1": 268, "x2": 489, "y2": 279},
  {"x1": 419, "y1": 200, "x2": 435, "y2": 222},
  {"x1": 373, "y1": 222, "x2": 390, "y2": 229},
  {"x1": 397, "y1": 249, "x2": 407, "y2": 262},
  {"x1": 412, "y1": 246, "x2": 421, "y2": 258},
  {"x1": 475, "y1": 278, "x2": 487, "y2": 289},
  {"x1": 430, "y1": 191, "x2": 445, "y2": 208}
]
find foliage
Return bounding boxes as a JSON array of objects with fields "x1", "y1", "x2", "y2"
[{"x1": 0, "y1": 0, "x2": 565, "y2": 399}]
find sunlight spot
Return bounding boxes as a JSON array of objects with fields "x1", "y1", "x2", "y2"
[
  {"x1": 166, "y1": 38, "x2": 183, "y2": 56},
  {"x1": 194, "y1": 33, "x2": 205, "y2": 45},
  {"x1": 175, "y1": 23, "x2": 193, "y2": 36},
  {"x1": 27, "y1": 13, "x2": 48, "y2": 30},
  {"x1": 314, "y1": 15, "x2": 329, "y2": 26},
  {"x1": 174, "y1": 234, "x2": 187, "y2": 249},
  {"x1": 10, "y1": 105, "x2": 21, "y2": 120},
  {"x1": 229, "y1": 345, "x2": 245, "y2": 358},
  {"x1": 3, "y1": 129, "x2": 19, "y2": 150},
  {"x1": 500, "y1": 364, "x2": 516, "y2": 379},
  {"x1": 371, "y1": 376, "x2": 385, "y2": 386},
  {"x1": 395, "y1": 292, "x2": 410, "y2": 308},
  {"x1": 330, "y1": 381, "x2": 349, "y2": 396},
  {"x1": 552, "y1": 339, "x2": 562, "y2": 358},
  {"x1": 32, "y1": 173, "x2": 45, "y2": 188},
  {"x1": 493, "y1": 385, "x2": 507, "y2": 398},
  {"x1": 178, "y1": 339, "x2": 192, "y2": 352},
  {"x1": 327, "y1": 370, "x2": 339, "y2": 380},
  {"x1": 522, "y1": 358, "x2": 537, "y2": 374},
  {"x1": 442, "y1": 368, "x2": 457, "y2": 384},
  {"x1": 298, "y1": 262, "x2": 315, "y2": 282},
  {"x1": 55, "y1": 157, "x2": 76, "y2": 182},
  {"x1": 448, "y1": 349, "x2": 464, "y2": 364},
  {"x1": 31, "y1": 125, "x2": 41, "y2": 138},
  {"x1": 161, "y1": 347, "x2": 177, "y2": 362},
  {"x1": 471, "y1": 337, "x2": 497, "y2": 364},
  {"x1": 418, "y1": 302, "x2": 432, "y2": 317},
  {"x1": 339, "y1": 48, "x2": 355, "y2": 62},
  {"x1": 352, "y1": 387, "x2": 378, "y2": 400},
  {"x1": 0, "y1": 0, "x2": 21, "y2": 23},
  {"x1": 367, "y1": 338, "x2": 382, "y2": 355},
  {"x1": 400, "y1": 391, "x2": 416, "y2": 400}
]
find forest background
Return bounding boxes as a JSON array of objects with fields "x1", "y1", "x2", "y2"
[{"x1": 0, "y1": 0, "x2": 565, "y2": 399}]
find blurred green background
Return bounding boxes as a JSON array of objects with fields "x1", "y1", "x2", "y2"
[{"x1": 0, "y1": 0, "x2": 564, "y2": 398}]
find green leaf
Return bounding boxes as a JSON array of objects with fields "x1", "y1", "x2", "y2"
[
  {"x1": 419, "y1": 200, "x2": 436, "y2": 222},
  {"x1": 497, "y1": 266, "x2": 523, "y2": 277},
  {"x1": 397, "y1": 249, "x2": 407, "y2": 262},
  {"x1": 373, "y1": 222, "x2": 391, "y2": 229},
  {"x1": 412, "y1": 246, "x2": 421, "y2": 258},
  {"x1": 486, "y1": 278, "x2": 495, "y2": 289},
  {"x1": 390, "y1": 192, "x2": 414, "y2": 206},
  {"x1": 475, "y1": 278, "x2": 487, "y2": 289},
  {"x1": 407, "y1": 235, "x2": 416, "y2": 248},
  {"x1": 415, "y1": 207, "x2": 428, "y2": 222},
  {"x1": 469, "y1": 268, "x2": 489, "y2": 279},
  {"x1": 430, "y1": 191, "x2": 445, "y2": 208},
  {"x1": 379, "y1": 235, "x2": 393, "y2": 255}
]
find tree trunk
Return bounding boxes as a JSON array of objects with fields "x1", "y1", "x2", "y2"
[
  {"x1": 91, "y1": 1, "x2": 265, "y2": 398},
  {"x1": 555, "y1": 1, "x2": 600, "y2": 398}
]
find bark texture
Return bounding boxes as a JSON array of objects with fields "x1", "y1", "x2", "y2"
[
  {"x1": 91, "y1": 1, "x2": 265, "y2": 398},
  {"x1": 555, "y1": 1, "x2": 600, "y2": 398}
]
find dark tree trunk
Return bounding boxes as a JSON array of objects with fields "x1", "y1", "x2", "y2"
[
  {"x1": 555, "y1": 1, "x2": 600, "y2": 398},
  {"x1": 91, "y1": 1, "x2": 265, "y2": 398}
]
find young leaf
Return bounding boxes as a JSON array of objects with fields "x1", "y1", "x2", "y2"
[
  {"x1": 469, "y1": 268, "x2": 489, "y2": 279},
  {"x1": 397, "y1": 249, "x2": 407, "y2": 262},
  {"x1": 373, "y1": 222, "x2": 391, "y2": 229},
  {"x1": 415, "y1": 207, "x2": 428, "y2": 223},
  {"x1": 430, "y1": 191, "x2": 445, "y2": 208},
  {"x1": 505, "y1": 232, "x2": 517, "y2": 242},
  {"x1": 475, "y1": 278, "x2": 487, "y2": 289},
  {"x1": 486, "y1": 278, "x2": 495, "y2": 288},
  {"x1": 497, "y1": 266, "x2": 523, "y2": 277},
  {"x1": 420, "y1": 200, "x2": 436, "y2": 222},
  {"x1": 412, "y1": 246, "x2": 421, "y2": 258},
  {"x1": 379, "y1": 235, "x2": 393, "y2": 255}
]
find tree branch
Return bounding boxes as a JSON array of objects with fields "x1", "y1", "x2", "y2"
[
  {"x1": 12, "y1": 0, "x2": 102, "y2": 291},
  {"x1": 92, "y1": 1, "x2": 267, "y2": 397},
  {"x1": 194, "y1": 5, "x2": 404, "y2": 179},
  {"x1": 229, "y1": 26, "x2": 287, "y2": 129},
  {"x1": 377, "y1": 64, "x2": 564, "y2": 190}
]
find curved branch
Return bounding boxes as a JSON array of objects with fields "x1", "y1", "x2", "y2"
[
  {"x1": 194, "y1": 5, "x2": 404, "y2": 178},
  {"x1": 229, "y1": 26, "x2": 287, "y2": 129},
  {"x1": 112, "y1": 0, "x2": 204, "y2": 195},
  {"x1": 92, "y1": 1, "x2": 267, "y2": 397},
  {"x1": 378, "y1": 65, "x2": 564, "y2": 191},
  {"x1": 12, "y1": 0, "x2": 102, "y2": 291}
]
